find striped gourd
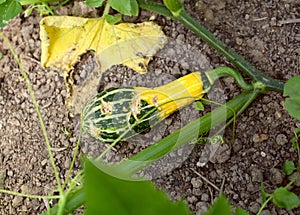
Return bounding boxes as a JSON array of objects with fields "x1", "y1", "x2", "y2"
[{"x1": 82, "y1": 72, "x2": 205, "y2": 143}]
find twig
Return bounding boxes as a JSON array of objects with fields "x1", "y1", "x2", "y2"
[
  {"x1": 219, "y1": 177, "x2": 226, "y2": 195},
  {"x1": 208, "y1": 186, "x2": 214, "y2": 204},
  {"x1": 278, "y1": 18, "x2": 300, "y2": 26},
  {"x1": 252, "y1": 17, "x2": 268, "y2": 21},
  {"x1": 190, "y1": 168, "x2": 220, "y2": 192}
]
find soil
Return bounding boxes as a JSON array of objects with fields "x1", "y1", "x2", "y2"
[{"x1": 0, "y1": 0, "x2": 300, "y2": 214}]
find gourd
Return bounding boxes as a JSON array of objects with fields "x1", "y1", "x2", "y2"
[
  {"x1": 82, "y1": 67, "x2": 252, "y2": 143},
  {"x1": 82, "y1": 72, "x2": 206, "y2": 142}
]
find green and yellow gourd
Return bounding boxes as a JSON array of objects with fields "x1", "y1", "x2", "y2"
[{"x1": 82, "y1": 67, "x2": 252, "y2": 143}]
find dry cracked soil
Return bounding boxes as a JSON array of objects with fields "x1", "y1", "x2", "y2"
[{"x1": 0, "y1": 0, "x2": 300, "y2": 214}]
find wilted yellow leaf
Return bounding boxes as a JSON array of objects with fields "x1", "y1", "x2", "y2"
[
  {"x1": 40, "y1": 16, "x2": 167, "y2": 73},
  {"x1": 39, "y1": 16, "x2": 167, "y2": 115}
]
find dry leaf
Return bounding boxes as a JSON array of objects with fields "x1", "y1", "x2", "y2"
[
  {"x1": 40, "y1": 16, "x2": 166, "y2": 73},
  {"x1": 39, "y1": 16, "x2": 167, "y2": 114}
]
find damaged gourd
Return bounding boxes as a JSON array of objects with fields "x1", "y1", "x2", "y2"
[{"x1": 82, "y1": 67, "x2": 253, "y2": 143}]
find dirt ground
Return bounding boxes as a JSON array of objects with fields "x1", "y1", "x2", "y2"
[{"x1": 0, "y1": 0, "x2": 300, "y2": 214}]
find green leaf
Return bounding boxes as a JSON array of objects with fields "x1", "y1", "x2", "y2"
[
  {"x1": 84, "y1": 159, "x2": 192, "y2": 215},
  {"x1": 85, "y1": 0, "x2": 105, "y2": 8},
  {"x1": 203, "y1": 194, "x2": 232, "y2": 215},
  {"x1": 260, "y1": 182, "x2": 270, "y2": 203},
  {"x1": 284, "y1": 75, "x2": 300, "y2": 121},
  {"x1": 273, "y1": 187, "x2": 300, "y2": 210},
  {"x1": 0, "y1": 0, "x2": 6, "y2": 4},
  {"x1": 109, "y1": 0, "x2": 139, "y2": 16},
  {"x1": 283, "y1": 161, "x2": 296, "y2": 175},
  {"x1": 292, "y1": 137, "x2": 298, "y2": 149},
  {"x1": 0, "y1": 0, "x2": 22, "y2": 28},
  {"x1": 104, "y1": 14, "x2": 122, "y2": 25},
  {"x1": 235, "y1": 207, "x2": 250, "y2": 215},
  {"x1": 163, "y1": 0, "x2": 184, "y2": 16},
  {"x1": 194, "y1": 101, "x2": 204, "y2": 111},
  {"x1": 0, "y1": 52, "x2": 2, "y2": 60},
  {"x1": 295, "y1": 128, "x2": 300, "y2": 137}
]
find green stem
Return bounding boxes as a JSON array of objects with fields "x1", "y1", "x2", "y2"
[
  {"x1": 257, "y1": 172, "x2": 300, "y2": 215},
  {"x1": 62, "y1": 116, "x2": 83, "y2": 190},
  {"x1": 51, "y1": 0, "x2": 70, "y2": 10},
  {"x1": 138, "y1": 0, "x2": 284, "y2": 92},
  {"x1": 117, "y1": 90, "x2": 260, "y2": 175},
  {"x1": 204, "y1": 66, "x2": 254, "y2": 92},
  {"x1": 19, "y1": 0, "x2": 59, "y2": 5},
  {"x1": 256, "y1": 196, "x2": 273, "y2": 215},
  {"x1": 40, "y1": 187, "x2": 85, "y2": 215},
  {"x1": 42, "y1": 2, "x2": 54, "y2": 15},
  {"x1": 0, "y1": 31, "x2": 63, "y2": 193}
]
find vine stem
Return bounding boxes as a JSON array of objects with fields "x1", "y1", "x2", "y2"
[
  {"x1": 256, "y1": 196, "x2": 273, "y2": 215},
  {"x1": 204, "y1": 67, "x2": 254, "y2": 91},
  {"x1": 138, "y1": 0, "x2": 284, "y2": 92},
  {"x1": 0, "y1": 31, "x2": 64, "y2": 203}
]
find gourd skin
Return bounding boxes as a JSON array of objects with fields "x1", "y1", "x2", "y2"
[
  {"x1": 82, "y1": 72, "x2": 203, "y2": 143},
  {"x1": 83, "y1": 87, "x2": 158, "y2": 142}
]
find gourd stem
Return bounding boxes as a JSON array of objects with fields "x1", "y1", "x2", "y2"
[
  {"x1": 204, "y1": 67, "x2": 254, "y2": 92},
  {"x1": 137, "y1": 0, "x2": 284, "y2": 93}
]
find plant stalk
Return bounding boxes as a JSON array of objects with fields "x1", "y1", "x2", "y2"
[
  {"x1": 117, "y1": 90, "x2": 260, "y2": 175},
  {"x1": 0, "y1": 31, "x2": 63, "y2": 192}
]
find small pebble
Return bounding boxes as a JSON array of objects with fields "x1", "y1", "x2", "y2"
[
  {"x1": 41, "y1": 159, "x2": 48, "y2": 166},
  {"x1": 253, "y1": 134, "x2": 269, "y2": 143},
  {"x1": 12, "y1": 196, "x2": 23, "y2": 208},
  {"x1": 249, "y1": 202, "x2": 260, "y2": 213},
  {"x1": 192, "y1": 188, "x2": 202, "y2": 196},
  {"x1": 200, "y1": 193, "x2": 210, "y2": 202},
  {"x1": 269, "y1": 168, "x2": 283, "y2": 184},
  {"x1": 276, "y1": 134, "x2": 288, "y2": 146},
  {"x1": 260, "y1": 209, "x2": 271, "y2": 215},
  {"x1": 196, "y1": 202, "x2": 209, "y2": 214},
  {"x1": 251, "y1": 168, "x2": 263, "y2": 182},
  {"x1": 7, "y1": 170, "x2": 13, "y2": 177},
  {"x1": 64, "y1": 158, "x2": 71, "y2": 169},
  {"x1": 236, "y1": 37, "x2": 243, "y2": 45},
  {"x1": 191, "y1": 177, "x2": 203, "y2": 188},
  {"x1": 187, "y1": 195, "x2": 197, "y2": 203}
]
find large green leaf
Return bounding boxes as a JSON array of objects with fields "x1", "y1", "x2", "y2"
[
  {"x1": 273, "y1": 187, "x2": 300, "y2": 210},
  {"x1": 284, "y1": 75, "x2": 300, "y2": 121},
  {"x1": 109, "y1": 0, "x2": 139, "y2": 16},
  {"x1": 85, "y1": 0, "x2": 105, "y2": 8},
  {"x1": 84, "y1": 159, "x2": 192, "y2": 215},
  {"x1": 203, "y1": 194, "x2": 232, "y2": 215},
  {"x1": 0, "y1": 0, "x2": 22, "y2": 28}
]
